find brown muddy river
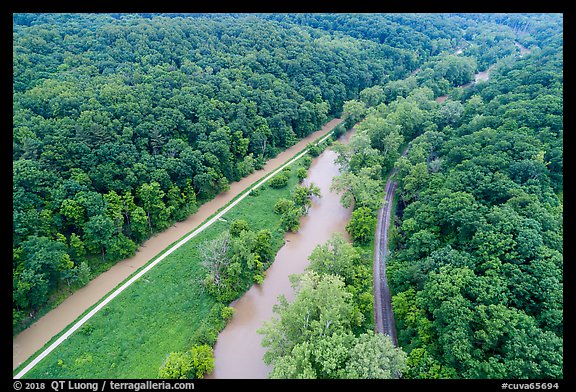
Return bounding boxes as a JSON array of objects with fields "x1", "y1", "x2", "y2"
[
  {"x1": 12, "y1": 118, "x2": 343, "y2": 371},
  {"x1": 206, "y1": 132, "x2": 353, "y2": 379}
]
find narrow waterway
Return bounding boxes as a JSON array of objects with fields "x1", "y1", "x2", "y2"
[
  {"x1": 207, "y1": 131, "x2": 353, "y2": 379},
  {"x1": 13, "y1": 118, "x2": 343, "y2": 371},
  {"x1": 435, "y1": 66, "x2": 495, "y2": 103},
  {"x1": 474, "y1": 66, "x2": 492, "y2": 83},
  {"x1": 515, "y1": 41, "x2": 531, "y2": 56}
]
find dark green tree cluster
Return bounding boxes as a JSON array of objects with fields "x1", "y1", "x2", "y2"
[
  {"x1": 455, "y1": 13, "x2": 562, "y2": 65},
  {"x1": 331, "y1": 12, "x2": 560, "y2": 250},
  {"x1": 324, "y1": 13, "x2": 562, "y2": 379},
  {"x1": 10, "y1": 11, "x2": 563, "y2": 382},
  {"x1": 258, "y1": 234, "x2": 406, "y2": 378},
  {"x1": 332, "y1": 85, "x2": 440, "y2": 245},
  {"x1": 415, "y1": 55, "x2": 476, "y2": 97},
  {"x1": 268, "y1": 167, "x2": 291, "y2": 189},
  {"x1": 261, "y1": 13, "x2": 468, "y2": 76},
  {"x1": 389, "y1": 30, "x2": 562, "y2": 378},
  {"x1": 406, "y1": 13, "x2": 561, "y2": 100}
]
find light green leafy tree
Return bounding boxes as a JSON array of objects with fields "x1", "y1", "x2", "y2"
[
  {"x1": 258, "y1": 271, "x2": 358, "y2": 366},
  {"x1": 308, "y1": 233, "x2": 360, "y2": 285},
  {"x1": 341, "y1": 331, "x2": 407, "y2": 379},
  {"x1": 346, "y1": 206, "x2": 377, "y2": 245}
]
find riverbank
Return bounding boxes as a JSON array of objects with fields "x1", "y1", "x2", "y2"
[
  {"x1": 435, "y1": 64, "x2": 496, "y2": 103},
  {"x1": 207, "y1": 129, "x2": 355, "y2": 379},
  {"x1": 14, "y1": 118, "x2": 343, "y2": 377}
]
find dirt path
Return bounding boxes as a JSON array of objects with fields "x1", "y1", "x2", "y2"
[
  {"x1": 13, "y1": 118, "x2": 343, "y2": 371},
  {"x1": 373, "y1": 146, "x2": 409, "y2": 346}
]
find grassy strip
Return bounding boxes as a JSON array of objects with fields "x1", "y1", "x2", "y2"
[
  {"x1": 12, "y1": 119, "x2": 341, "y2": 337},
  {"x1": 16, "y1": 122, "x2": 340, "y2": 379},
  {"x1": 13, "y1": 230, "x2": 191, "y2": 373},
  {"x1": 21, "y1": 161, "x2": 304, "y2": 378}
]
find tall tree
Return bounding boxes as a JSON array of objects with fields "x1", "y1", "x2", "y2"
[{"x1": 82, "y1": 214, "x2": 115, "y2": 261}]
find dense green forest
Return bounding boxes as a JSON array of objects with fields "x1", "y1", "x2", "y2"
[
  {"x1": 258, "y1": 234, "x2": 405, "y2": 379},
  {"x1": 320, "y1": 13, "x2": 562, "y2": 378},
  {"x1": 12, "y1": 12, "x2": 469, "y2": 332},
  {"x1": 11, "y1": 12, "x2": 414, "y2": 330},
  {"x1": 13, "y1": 12, "x2": 562, "y2": 380},
  {"x1": 388, "y1": 41, "x2": 563, "y2": 378}
]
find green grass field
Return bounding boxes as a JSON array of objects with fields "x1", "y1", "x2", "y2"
[{"x1": 20, "y1": 160, "x2": 306, "y2": 379}]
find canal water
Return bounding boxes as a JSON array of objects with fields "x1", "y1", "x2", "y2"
[{"x1": 12, "y1": 119, "x2": 343, "y2": 371}]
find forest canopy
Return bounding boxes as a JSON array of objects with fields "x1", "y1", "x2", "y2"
[
  {"x1": 13, "y1": 13, "x2": 563, "y2": 380},
  {"x1": 12, "y1": 12, "x2": 472, "y2": 329}
]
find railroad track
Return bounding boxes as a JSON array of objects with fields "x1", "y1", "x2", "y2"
[{"x1": 373, "y1": 146, "x2": 409, "y2": 346}]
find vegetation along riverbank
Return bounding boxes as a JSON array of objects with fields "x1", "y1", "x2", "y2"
[{"x1": 13, "y1": 13, "x2": 562, "y2": 380}]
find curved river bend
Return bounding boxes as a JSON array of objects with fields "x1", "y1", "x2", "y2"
[{"x1": 207, "y1": 131, "x2": 353, "y2": 379}]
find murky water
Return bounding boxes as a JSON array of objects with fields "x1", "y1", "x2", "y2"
[
  {"x1": 207, "y1": 132, "x2": 353, "y2": 379},
  {"x1": 435, "y1": 95, "x2": 449, "y2": 104},
  {"x1": 515, "y1": 41, "x2": 531, "y2": 56},
  {"x1": 435, "y1": 66, "x2": 495, "y2": 103},
  {"x1": 12, "y1": 119, "x2": 343, "y2": 370},
  {"x1": 474, "y1": 69, "x2": 491, "y2": 83}
]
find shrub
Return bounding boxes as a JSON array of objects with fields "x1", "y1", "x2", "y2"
[
  {"x1": 269, "y1": 173, "x2": 289, "y2": 189},
  {"x1": 230, "y1": 219, "x2": 250, "y2": 237},
  {"x1": 191, "y1": 323, "x2": 218, "y2": 347},
  {"x1": 296, "y1": 167, "x2": 308, "y2": 183},
  {"x1": 254, "y1": 156, "x2": 265, "y2": 170},
  {"x1": 346, "y1": 207, "x2": 377, "y2": 245},
  {"x1": 253, "y1": 274, "x2": 264, "y2": 284},
  {"x1": 274, "y1": 198, "x2": 295, "y2": 214},
  {"x1": 332, "y1": 123, "x2": 346, "y2": 139},
  {"x1": 307, "y1": 143, "x2": 321, "y2": 157},
  {"x1": 221, "y1": 306, "x2": 235, "y2": 321},
  {"x1": 280, "y1": 207, "x2": 303, "y2": 232},
  {"x1": 190, "y1": 344, "x2": 215, "y2": 379},
  {"x1": 158, "y1": 345, "x2": 215, "y2": 379},
  {"x1": 158, "y1": 351, "x2": 193, "y2": 379}
]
